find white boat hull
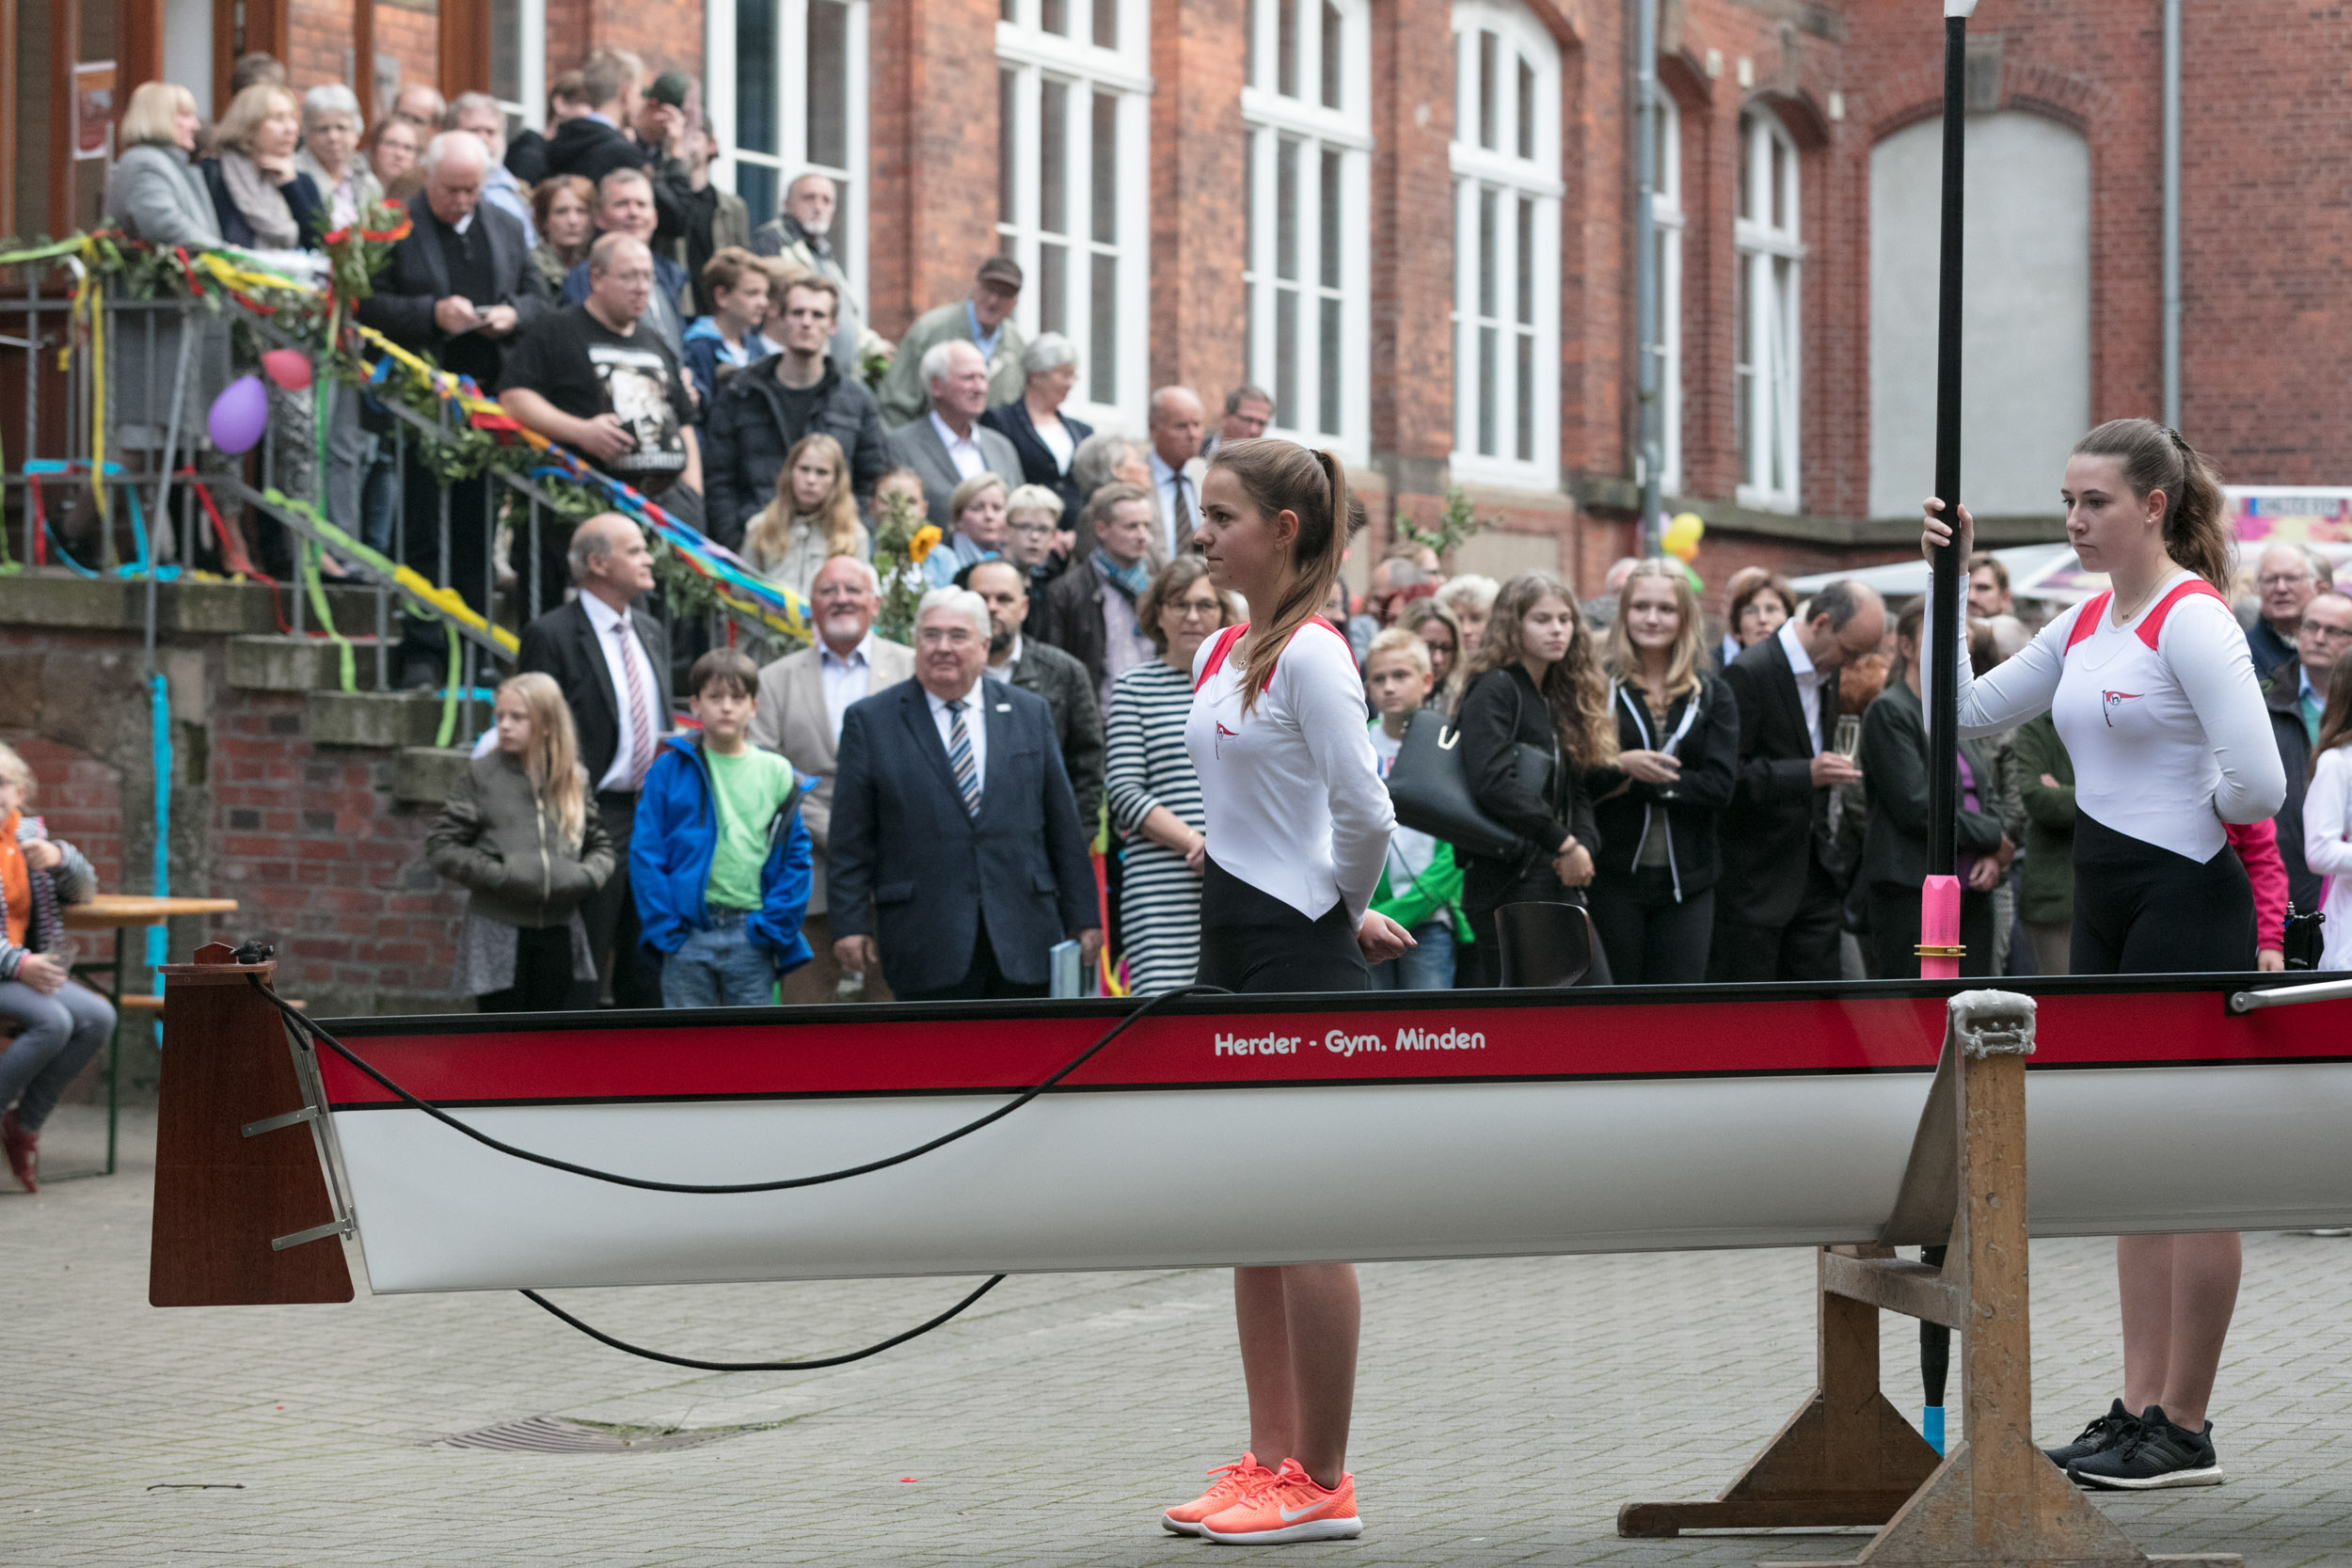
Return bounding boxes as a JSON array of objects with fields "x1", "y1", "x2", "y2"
[{"x1": 309, "y1": 980, "x2": 2352, "y2": 1294}]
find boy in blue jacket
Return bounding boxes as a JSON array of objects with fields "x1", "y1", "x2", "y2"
[{"x1": 633, "y1": 647, "x2": 815, "y2": 1006}]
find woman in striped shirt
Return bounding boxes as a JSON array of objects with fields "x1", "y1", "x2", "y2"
[{"x1": 1104, "y1": 557, "x2": 1237, "y2": 993}]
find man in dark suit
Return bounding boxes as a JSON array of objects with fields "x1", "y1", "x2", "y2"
[
  {"x1": 828, "y1": 587, "x2": 1103, "y2": 1001},
  {"x1": 516, "y1": 514, "x2": 675, "y2": 1008},
  {"x1": 356, "y1": 132, "x2": 548, "y2": 687},
  {"x1": 882, "y1": 340, "x2": 1025, "y2": 525},
  {"x1": 1710, "y1": 579, "x2": 1884, "y2": 983},
  {"x1": 962, "y1": 558, "x2": 1104, "y2": 813}
]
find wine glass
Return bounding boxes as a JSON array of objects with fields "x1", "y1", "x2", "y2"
[{"x1": 1834, "y1": 714, "x2": 1862, "y2": 762}]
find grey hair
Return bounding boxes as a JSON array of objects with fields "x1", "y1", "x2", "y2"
[
  {"x1": 1434, "y1": 573, "x2": 1499, "y2": 618},
  {"x1": 419, "y1": 129, "x2": 488, "y2": 174},
  {"x1": 920, "y1": 339, "x2": 981, "y2": 388},
  {"x1": 1070, "y1": 430, "x2": 1140, "y2": 497},
  {"x1": 302, "y1": 84, "x2": 361, "y2": 123},
  {"x1": 1808, "y1": 580, "x2": 1878, "y2": 632},
  {"x1": 916, "y1": 586, "x2": 991, "y2": 643},
  {"x1": 597, "y1": 166, "x2": 654, "y2": 203},
  {"x1": 566, "y1": 515, "x2": 636, "y2": 583},
  {"x1": 445, "y1": 90, "x2": 501, "y2": 126},
  {"x1": 1149, "y1": 385, "x2": 1202, "y2": 424},
  {"x1": 1023, "y1": 333, "x2": 1078, "y2": 378},
  {"x1": 2259, "y1": 540, "x2": 2334, "y2": 589},
  {"x1": 812, "y1": 554, "x2": 881, "y2": 594},
  {"x1": 787, "y1": 168, "x2": 837, "y2": 199}
]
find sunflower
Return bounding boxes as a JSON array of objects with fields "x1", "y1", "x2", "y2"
[{"x1": 907, "y1": 524, "x2": 944, "y2": 564}]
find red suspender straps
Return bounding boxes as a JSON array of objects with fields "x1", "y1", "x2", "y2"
[
  {"x1": 2131, "y1": 578, "x2": 2226, "y2": 649},
  {"x1": 2063, "y1": 593, "x2": 2111, "y2": 656},
  {"x1": 2060, "y1": 579, "x2": 2224, "y2": 657},
  {"x1": 1194, "y1": 618, "x2": 1345, "y2": 693}
]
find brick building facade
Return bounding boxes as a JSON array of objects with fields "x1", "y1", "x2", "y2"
[{"x1": 8, "y1": 0, "x2": 2345, "y2": 602}]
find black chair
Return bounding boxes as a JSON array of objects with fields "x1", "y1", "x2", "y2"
[{"x1": 1493, "y1": 901, "x2": 1597, "y2": 988}]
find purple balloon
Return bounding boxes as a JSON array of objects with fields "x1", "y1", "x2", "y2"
[{"x1": 207, "y1": 374, "x2": 271, "y2": 455}]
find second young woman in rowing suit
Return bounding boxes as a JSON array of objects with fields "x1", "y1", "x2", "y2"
[
  {"x1": 1921, "y1": 417, "x2": 2284, "y2": 1492},
  {"x1": 1156, "y1": 438, "x2": 1409, "y2": 1545}
]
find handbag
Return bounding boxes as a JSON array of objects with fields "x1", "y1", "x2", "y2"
[{"x1": 1385, "y1": 692, "x2": 1556, "y2": 863}]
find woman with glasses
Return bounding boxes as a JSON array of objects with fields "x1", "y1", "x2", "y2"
[{"x1": 1104, "y1": 557, "x2": 1237, "y2": 992}]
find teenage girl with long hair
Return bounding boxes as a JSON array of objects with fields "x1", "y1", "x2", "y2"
[
  {"x1": 2303, "y1": 655, "x2": 2352, "y2": 971},
  {"x1": 1453, "y1": 569, "x2": 1620, "y2": 988},
  {"x1": 741, "y1": 432, "x2": 868, "y2": 598},
  {"x1": 1159, "y1": 438, "x2": 1409, "y2": 1545},
  {"x1": 1921, "y1": 417, "x2": 2284, "y2": 1491},
  {"x1": 1588, "y1": 559, "x2": 1739, "y2": 984},
  {"x1": 428, "y1": 673, "x2": 615, "y2": 1012}
]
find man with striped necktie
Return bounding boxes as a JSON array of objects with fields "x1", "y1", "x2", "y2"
[
  {"x1": 517, "y1": 514, "x2": 675, "y2": 1007},
  {"x1": 827, "y1": 587, "x2": 1103, "y2": 1001}
]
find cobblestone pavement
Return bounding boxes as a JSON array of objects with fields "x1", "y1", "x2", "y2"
[{"x1": 10, "y1": 1105, "x2": 2352, "y2": 1566}]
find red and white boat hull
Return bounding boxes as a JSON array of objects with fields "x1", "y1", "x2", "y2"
[{"x1": 310, "y1": 979, "x2": 2352, "y2": 1294}]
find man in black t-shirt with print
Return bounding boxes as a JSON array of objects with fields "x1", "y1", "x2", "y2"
[{"x1": 501, "y1": 233, "x2": 704, "y2": 536}]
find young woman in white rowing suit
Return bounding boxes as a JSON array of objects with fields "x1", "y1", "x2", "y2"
[
  {"x1": 1921, "y1": 417, "x2": 2284, "y2": 1493},
  {"x1": 1155, "y1": 438, "x2": 1410, "y2": 1546}
]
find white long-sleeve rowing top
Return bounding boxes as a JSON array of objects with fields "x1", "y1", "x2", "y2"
[
  {"x1": 1185, "y1": 618, "x2": 1394, "y2": 925},
  {"x1": 1931, "y1": 568, "x2": 2285, "y2": 863}
]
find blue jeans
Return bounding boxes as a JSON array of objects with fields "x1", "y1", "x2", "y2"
[
  {"x1": 660, "y1": 914, "x2": 777, "y2": 1008},
  {"x1": 0, "y1": 977, "x2": 117, "y2": 1130},
  {"x1": 1369, "y1": 919, "x2": 1457, "y2": 990}
]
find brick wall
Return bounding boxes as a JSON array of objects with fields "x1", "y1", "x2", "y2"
[
  {"x1": 208, "y1": 690, "x2": 466, "y2": 1001},
  {"x1": 1147, "y1": 0, "x2": 1248, "y2": 404},
  {"x1": 866, "y1": 0, "x2": 1002, "y2": 341}
]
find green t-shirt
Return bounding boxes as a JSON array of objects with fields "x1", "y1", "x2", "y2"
[{"x1": 705, "y1": 746, "x2": 796, "y2": 912}]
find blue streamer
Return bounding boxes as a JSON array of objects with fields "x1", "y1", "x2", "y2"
[{"x1": 147, "y1": 672, "x2": 171, "y2": 971}]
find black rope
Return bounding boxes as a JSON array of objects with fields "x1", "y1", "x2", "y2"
[
  {"x1": 247, "y1": 977, "x2": 1227, "y2": 1195},
  {"x1": 518, "y1": 1275, "x2": 1007, "y2": 1372}
]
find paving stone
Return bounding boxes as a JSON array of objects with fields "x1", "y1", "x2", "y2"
[{"x1": 6, "y1": 1107, "x2": 2351, "y2": 1564}]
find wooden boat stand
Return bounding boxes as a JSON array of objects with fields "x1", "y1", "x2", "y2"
[{"x1": 1618, "y1": 990, "x2": 2238, "y2": 1567}]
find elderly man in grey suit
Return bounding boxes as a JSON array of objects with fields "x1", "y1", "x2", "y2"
[
  {"x1": 748, "y1": 554, "x2": 916, "y2": 1003},
  {"x1": 882, "y1": 340, "x2": 1025, "y2": 526}
]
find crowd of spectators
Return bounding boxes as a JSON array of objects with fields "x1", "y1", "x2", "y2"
[{"x1": 97, "y1": 53, "x2": 2352, "y2": 1006}]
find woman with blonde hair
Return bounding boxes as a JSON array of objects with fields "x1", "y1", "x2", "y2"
[
  {"x1": 743, "y1": 433, "x2": 867, "y2": 597},
  {"x1": 924, "y1": 471, "x2": 1010, "y2": 587},
  {"x1": 1586, "y1": 560, "x2": 1740, "y2": 983},
  {"x1": 1454, "y1": 569, "x2": 1619, "y2": 988},
  {"x1": 428, "y1": 673, "x2": 616, "y2": 1012},
  {"x1": 1432, "y1": 573, "x2": 1498, "y2": 657},
  {"x1": 107, "y1": 83, "x2": 220, "y2": 246},
  {"x1": 199, "y1": 83, "x2": 323, "y2": 249},
  {"x1": 0, "y1": 743, "x2": 115, "y2": 1194}
]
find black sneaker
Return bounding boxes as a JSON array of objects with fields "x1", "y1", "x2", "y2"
[
  {"x1": 2044, "y1": 1400, "x2": 2139, "y2": 1469},
  {"x1": 2068, "y1": 1404, "x2": 2224, "y2": 1490}
]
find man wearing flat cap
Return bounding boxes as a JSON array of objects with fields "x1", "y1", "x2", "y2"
[{"x1": 877, "y1": 255, "x2": 1028, "y2": 429}]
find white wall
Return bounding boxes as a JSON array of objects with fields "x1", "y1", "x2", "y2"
[
  {"x1": 1868, "y1": 110, "x2": 2090, "y2": 521},
  {"x1": 164, "y1": 0, "x2": 215, "y2": 117}
]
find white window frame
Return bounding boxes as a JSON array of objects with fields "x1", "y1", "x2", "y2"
[
  {"x1": 488, "y1": 0, "x2": 546, "y2": 135},
  {"x1": 994, "y1": 0, "x2": 1152, "y2": 427},
  {"x1": 1241, "y1": 0, "x2": 1372, "y2": 462},
  {"x1": 1653, "y1": 89, "x2": 1683, "y2": 495},
  {"x1": 1447, "y1": 0, "x2": 1562, "y2": 488},
  {"x1": 707, "y1": 0, "x2": 872, "y2": 308},
  {"x1": 1734, "y1": 105, "x2": 1803, "y2": 512}
]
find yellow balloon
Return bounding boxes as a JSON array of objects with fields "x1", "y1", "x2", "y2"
[
  {"x1": 1661, "y1": 513, "x2": 1704, "y2": 560},
  {"x1": 1665, "y1": 534, "x2": 1699, "y2": 562}
]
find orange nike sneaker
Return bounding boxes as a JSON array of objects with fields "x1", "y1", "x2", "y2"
[
  {"x1": 1198, "y1": 1457, "x2": 1361, "y2": 1544},
  {"x1": 1161, "y1": 1451, "x2": 1276, "y2": 1536}
]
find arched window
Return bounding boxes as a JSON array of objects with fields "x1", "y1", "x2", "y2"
[
  {"x1": 1652, "y1": 90, "x2": 1683, "y2": 494},
  {"x1": 1450, "y1": 0, "x2": 1561, "y2": 487},
  {"x1": 1242, "y1": 0, "x2": 1371, "y2": 456},
  {"x1": 995, "y1": 0, "x2": 1152, "y2": 423},
  {"x1": 707, "y1": 0, "x2": 871, "y2": 298},
  {"x1": 1867, "y1": 111, "x2": 2090, "y2": 520},
  {"x1": 1734, "y1": 106, "x2": 1802, "y2": 510}
]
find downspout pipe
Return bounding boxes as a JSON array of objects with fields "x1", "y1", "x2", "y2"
[
  {"x1": 1633, "y1": 0, "x2": 1661, "y2": 555},
  {"x1": 2162, "y1": 0, "x2": 2182, "y2": 430}
]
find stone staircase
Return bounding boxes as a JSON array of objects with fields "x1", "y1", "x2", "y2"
[{"x1": 224, "y1": 633, "x2": 473, "y2": 804}]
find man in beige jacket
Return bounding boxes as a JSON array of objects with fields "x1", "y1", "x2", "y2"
[{"x1": 749, "y1": 555, "x2": 915, "y2": 1002}]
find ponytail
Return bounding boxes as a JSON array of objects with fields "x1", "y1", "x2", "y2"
[
  {"x1": 1207, "y1": 438, "x2": 1367, "y2": 713},
  {"x1": 2072, "y1": 418, "x2": 2232, "y2": 593}
]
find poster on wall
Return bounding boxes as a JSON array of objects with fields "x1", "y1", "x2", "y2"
[
  {"x1": 73, "y1": 62, "x2": 117, "y2": 160},
  {"x1": 2229, "y1": 486, "x2": 2352, "y2": 548}
]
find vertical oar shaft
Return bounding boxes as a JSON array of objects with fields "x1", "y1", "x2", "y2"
[{"x1": 1921, "y1": 5, "x2": 1971, "y2": 983}]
